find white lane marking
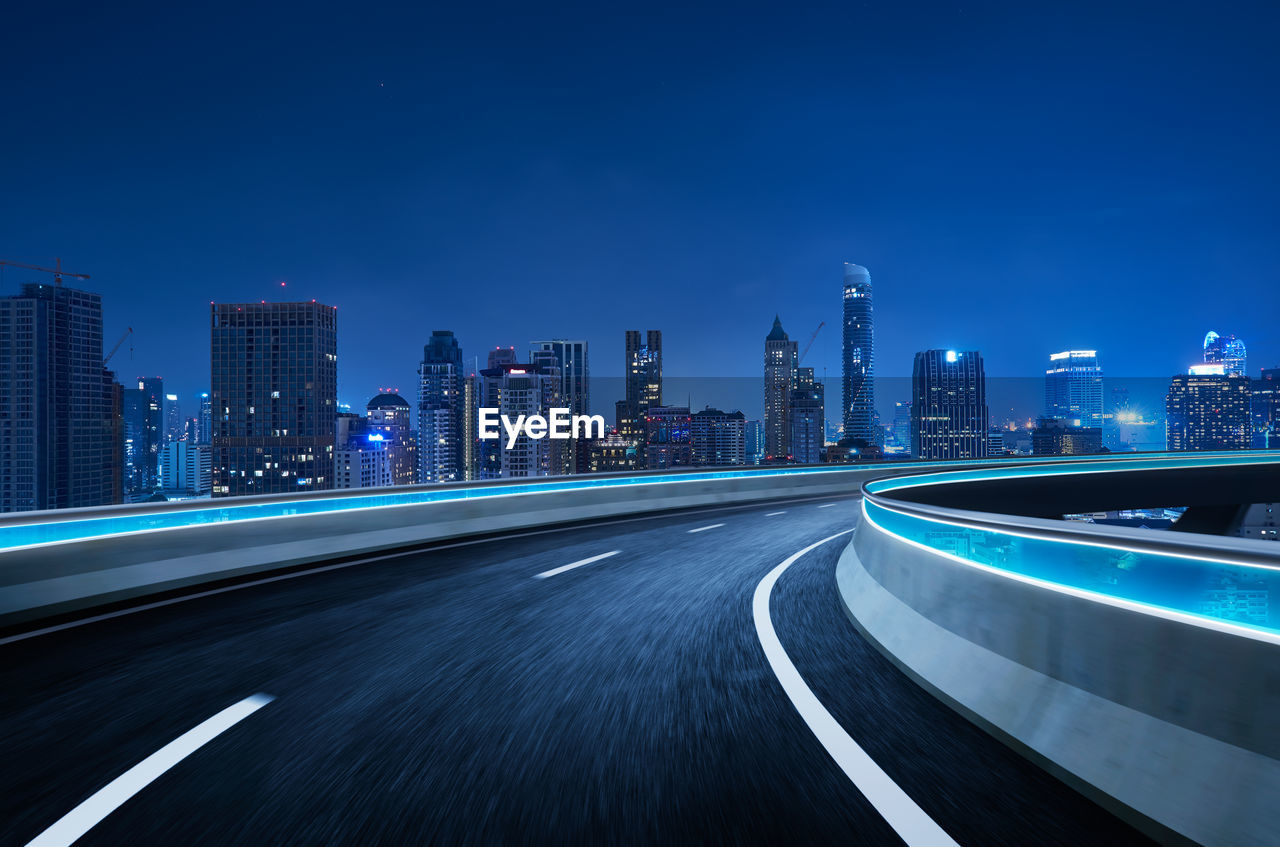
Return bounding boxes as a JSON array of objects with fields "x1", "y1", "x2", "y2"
[
  {"x1": 25, "y1": 694, "x2": 275, "y2": 847},
  {"x1": 687, "y1": 523, "x2": 724, "y2": 534},
  {"x1": 766, "y1": 511, "x2": 787, "y2": 516},
  {"x1": 753, "y1": 532, "x2": 959, "y2": 847},
  {"x1": 818, "y1": 503, "x2": 838, "y2": 508},
  {"x1": 533, "y1": 550, "x2": 620, "y2": 579}
]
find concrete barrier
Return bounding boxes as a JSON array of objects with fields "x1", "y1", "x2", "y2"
[
  {"x1": 840, "y1": 473, "x2": 1280, "y2": 846},
  {"x1": 0, "y1": 465, "x2": 935, "y2": 629}
]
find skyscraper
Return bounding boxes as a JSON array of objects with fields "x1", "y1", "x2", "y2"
[
  {"x1": 197, "y1": 393, "x2": 212, "y2": 444},
  {"x1": 643, "y1": 405, "x2": 692, "y2": 469},
  {"x1": 1252, "y1": 368, "x2": 1280, "y2": 449},
  {"x1": 366, "y1": 392, "x2": 416, "y2": 486},
  {"x1": 1044, "y1": 350, "x2": 1104, "y2": 427},
  {"x1": 764, "y1": 316, "x2": 798, "y2": 461},
  {"x1": 418, "y1": 330, "x2": 465, "y2": 484},
  {"x1": 481, "y1": 362, "x2": 559, "y2": 477},
  {"x1": 1203, "y1": 331, "x2": 1247, "y2": 377},
  {"x1": 334, "y1": 412, "x2": 393, "y2": 489},
  {"x1": 0, "y1": 282, "x2": 118, "y2": 512},
  {"x1": 164, "y1": 393, "x2": 183, "y2": 447},
  {"x1": 842, "y1": 263, "x2": 875, "y2": 445},
  {"x1": 161, "y1": 440, "x2": 212, "y2": 495},
  {"x1": 210, "y1": 301, "x2": 338, "y2": 497},
  {"x1": 532, "y1": 339, "x2": 590, "y2": 415},
  {"x1": 911, "y1": 349, "x2": 989, "y2": 460},
  {"x1": 1166, "y1": 370, "x2": 1251, "y2": 451},
  {"x1": 787, "y1": 366, "x2": 825, "y2": 464}
]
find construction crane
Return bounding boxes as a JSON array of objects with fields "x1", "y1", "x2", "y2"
[
  {"x1": 0, "y1": 257, "x2": 90, "y2": 286},
  {"x1": 799, "y1": 321, "x2": 825, "y2": 364},
  {"x1": 104, "y1": 327, "x2": 133, "y2": 365}
]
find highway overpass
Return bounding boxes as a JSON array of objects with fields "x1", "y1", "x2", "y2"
[{"x1": 2, "y1": 453, "x2": 1277, "y2": 845}]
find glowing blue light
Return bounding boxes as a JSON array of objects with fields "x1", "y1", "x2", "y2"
[{"x1": 946, "y1": 350, "x2": 958, "y2": 363}]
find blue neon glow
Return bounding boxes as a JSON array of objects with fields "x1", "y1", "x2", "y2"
[{"x1": 863, "y1": 453, "x2": 1280, "y2": 636}]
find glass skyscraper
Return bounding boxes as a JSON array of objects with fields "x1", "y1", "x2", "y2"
[
  {"x1": 1044, "y1": 350, "x2": 1104, "y2": 428},
  {"x1": 763, "y1": 316, "x2": 797, "y2": 461},
  {"x1": 210, "y1": 301, "x2": 338, "y2": 497},
  {"x1": 911, "y1": 349, "x2": 989, "y2": 460},
  {"x1": 1203, "y1": 331, "x2": 1247, "y2": 377},
  {"x1": 0, "y1": 282, "x2": 118, "y2": 512},
  {"x1": 418, "y1": 330, "x2": 465, "y2": 484},
  {"x1": 1166, "y1": 371, "x2": 1251, "y2": 451},
  {"x1": 841, "y1": 263, "x2": 875, "y2": 446}
]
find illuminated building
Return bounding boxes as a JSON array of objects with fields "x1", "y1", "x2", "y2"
[
  {"x1": 690, "y1": 407, "x2": 746, "y2": 466},
  {"x1": 1166, "y1": 370, "x2": 1251, "y2": 451},
  {"x1": 210, "y1": 301, "x2": 338, "y2": 497},
  {"x1": 764, "y1": 316, "x2": 798, "y2": 461},
  {"x1": 1044, "y1": 350, "x2": 1103, "y2": 428},
  {"x1": 161, "y1": 440, "x2": 211, "y2": 495},
  {"x1": 418, "y1": 331, "x2": 465, "y2": 483},
  {"x1": 911, "y1": 349, "x2": 989, "y2": 460},
  {"x1": 0, "y1": 282, "x2": 119, "y2": 511},
  {"x1": 644, "y1": 405, "x2": 692, "y2": 469},
  {"x1": 787, "y1": 367, "x2": 824, "y2": 464},
  {"x1": 1032, "y1": 417, "x2": 1103, "y2": 456},
  {"x1": 334, "y1": 413, "x2": 392, "y2": 489},
  {"x1": 366, "y1": 392, "x2": 416, "y2": 486},
  {"x1": 1203, "y1": 331, "x2": 1247, "y2": 377},
  {"x1": 842, "y1": 262, "x2": 876, "y2": 445}
]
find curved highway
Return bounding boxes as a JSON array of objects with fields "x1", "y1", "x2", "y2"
[{"x1": 2, "y1": 495, "x2": 1153, "y2": 845}]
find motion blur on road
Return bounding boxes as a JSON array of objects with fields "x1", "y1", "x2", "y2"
[{"x1": 3, "y1": 496, "x2": 1151, "y2": 845}]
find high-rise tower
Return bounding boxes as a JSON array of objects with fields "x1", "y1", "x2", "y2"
[
  {"x1": 1044, "y1": 350, "x2": 1104, "y2": 428},
  {"x1": 418, "y1": 330, "x2": 465, "y2": 484},
  {"x1": 842, "y1": 263, "x2": 875, "y2": 445},
  {"x1": 764, "y1": 316, "x2": 798, "y2": 461},
  {"x1": 911, "y1": 349, "x2": 989, "y2": 460},
  {"x1": 1203, "y1": 331, "x2": 1247, "y2": 377}
]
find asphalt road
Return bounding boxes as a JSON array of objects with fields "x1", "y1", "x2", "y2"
[{"x1": 1, "y1": 496, "x2": 1154, "y2": 845}]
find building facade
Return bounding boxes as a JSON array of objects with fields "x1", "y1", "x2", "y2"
[
  {"x1": 334, "y1": 412, "x2": 393, "y2": 489},
  {"x1": 643, "y1": 405, "x2": 692, "y2": 469},
  {"x1": 690, "y1": 408, "x2": 746, "y2": 466},
  {"x1": 787, "y1": 367, "x2": 824, "y2": 464},
  {"x1": 1166, "y1": 372, "x2": 1251, "y2": 451},
  {"x1": 161, "y1": 440, "x2": 212, "y2": 495},
  {"x1": 1203, "y1": 331, "x2": 1247, "y2": 377},
  {"x1": 210, "y1": 301, "x2": 338, "y2": 497},
  {"x1": 366, "y1": 392, "x2": 416, "y2": 486},
  {"x1": 763, "y1": 316, "x2": 798, "y2": 462},
  {"x1": 911, "y1": 349, "x2": 989, "y2": 461},
  {"x1": 1045, "y1": 350, "x2": 1104, "y2": 428},
  {"x1": 418, "y1": 330, "x2": 465, "y2": 484},
  {"x1": 0, "y1": 282, "x2": 118, "y2": 512},
  {"x1": 841, "y1": 262, "x2": 875, "y2": 445}
]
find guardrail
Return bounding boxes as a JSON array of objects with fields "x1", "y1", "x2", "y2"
[
  {"x1": 0, "y1": 460, "x2": 1032, "y2": 631},
  {"x1": 838, "y1": 452, "x2": 1280, "y2": 846}
]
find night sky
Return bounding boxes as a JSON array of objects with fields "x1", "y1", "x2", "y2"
[{"x1": 3, "y1": 1, "x2": 1278, "y2": 418}]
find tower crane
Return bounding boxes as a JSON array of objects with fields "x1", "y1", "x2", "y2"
[
  {"x1": 0, "y1": 257, "x2": 91, "y2": 286},
  {"x1": 105, "y1": 327, "x2": 133, "y2": 365},
  {"x1": 799, "y1": 321, "x2": 825, "y2": 364}
]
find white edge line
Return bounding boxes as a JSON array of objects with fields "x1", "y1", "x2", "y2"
[
  {"x1": 753, "y1": 530, "x2": 958, "y2": 846},
  {"x1": 24, "y1": 694, "x2": 275, "y2": 847},
  {"x1": 534, "y1": 550, "x2": 620, "y2": 579},
  {"x1": 861, "y1": 500, "x2": 1280, "y2": 647},
  {"x1": 818, "y1": 503, "x2": 838, "y2": 508},
  {"x1": 766, "y1": 511, "x2": 787, "y2": 516},
  {"x1": 687, "y1": 523, "x2": 725, "y2": 533}
]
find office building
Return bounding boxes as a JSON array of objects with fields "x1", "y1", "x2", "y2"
[
  {"x1": 532, "y1": 339, "x2": 589, "y2": 415},
  {"x1": 643, "y1": 405, "x2": 692, "y2": 469},
  {"x1": 210, "y1": 301, "x2": 338, "y2": 497},
  {"x1": 690, "y1": 408, "x2": 746, "y2": 466},
  {"x1": 1204, "y1": 331, "x2": 1247, "y2": 377},
  {"x1": 418, "y1": 330, "x2": 465, "y2": 484},
  {"x1": 334, "y1": 412, "x2": 393, "y2": 489},
  {"x1": 911, "y1": 349, "x2": 989, "y2": 461},
  {"x1": 366, "y1": 392, "x2": 416, "y2": 486},
  {"x1": 744, "y1": 419, "x2": 764, "y2": 465},
  {"x1": 589, "y1": 430, "x2": 640, "y2": 472},
  {"x1": 764, "y1": 316, "x2": 798, "y2": 461},
  {"x1": 619, "y1": 331, "x2": 662, "y2": 464},
  {"x1": 1032, "y1": 417, "x2": 1103, "y2": 456},
  {"x1": 164, "y1": 393, "x2": 183, "y2": 446},
  {"x1": 529, "y1": 347, "x2": 571, "y2": 475},
  {"x1": 842, "y1": 263, "x2": 875, "y2": 445},
  {"x1": 889, "y1": 401, "x2": 912, "y2": 456},
  {"x1": 1251, "y1": 368, "x2": 1280, "y2": 449},
  {"x1": 1166, "y1": 371, "x2": 1251, "y2": 451},
  {"x1": 161, "y1": 440, "x2": 211, "y2": 495},
  {"x1": 482, "y1": 363, "x2": 559, "y2": 478},
  {"x1": 462, "y1": 373, "x2": 479, "y2": 480},
  {"x1": 0, "y1": 282, "x2": 118, "y2": 512},
  {"x1": 1045, "y1": 350, "x2": 1104, "y2": 428},
  {"x1": 787, "y1": 367, "x2": 824, "y2": 464},
  {"x1": 132, "y1": 377, "x2": 164, "y2": 492},
  {"x1": 198, "y1": 393, "x2": 212, "y2": 444}
]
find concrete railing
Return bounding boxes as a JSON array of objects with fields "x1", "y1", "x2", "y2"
[
  {"x1": 0, "y1": 462, "x2": 994, "y2": 630},
  {"x1": 839, "y1": 455, "x2": 1280, "y2": 847}
]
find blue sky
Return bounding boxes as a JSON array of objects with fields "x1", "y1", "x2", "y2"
[{"x1": 2, "y1": 0, "x2": 1277, "y2": 413}]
